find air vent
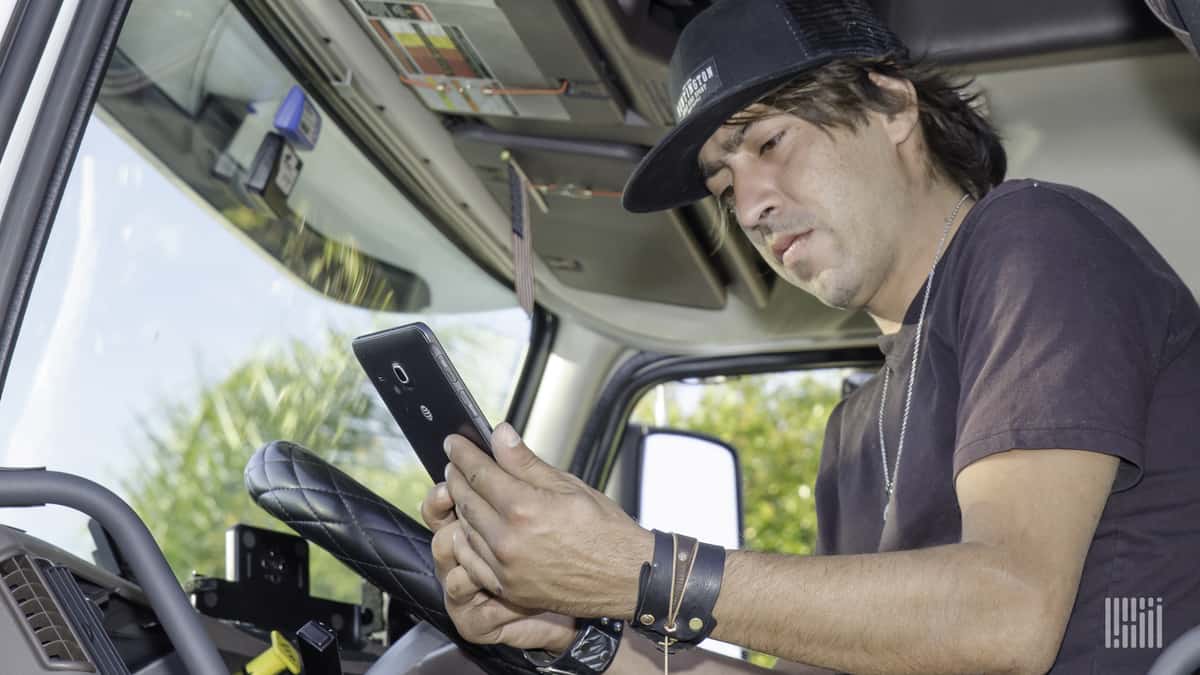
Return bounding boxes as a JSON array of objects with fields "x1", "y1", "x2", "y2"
[
  {"x1": 0, "y1": 554, "x2": 94, "y2": 671},
  {"x1": 42, "y1": 565, "x2": 130, "y2": 675}
]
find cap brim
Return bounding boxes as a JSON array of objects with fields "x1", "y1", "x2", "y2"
[{"x1": 621, "y1": 59, "x2": 831, "y2": 214}]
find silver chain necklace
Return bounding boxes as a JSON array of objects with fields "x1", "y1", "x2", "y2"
[{"x1": 878, "y1": 193, "x2": 970, "y2": 524}]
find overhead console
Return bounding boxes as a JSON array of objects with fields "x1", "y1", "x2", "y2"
[
  {"x1": 339, "y1": 0, "x2": 765, "y2": 311},
  {"x1": 335, "y1": 0, "x2": 1171, "y2": 312},
  {"x1": 231, "y1": 0, "x2": 1175, "y2": 348}
]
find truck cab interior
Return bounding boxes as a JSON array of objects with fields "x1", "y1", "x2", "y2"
[{"x1": 0, "y1": 1, "x2": 1197, "y2": 673}]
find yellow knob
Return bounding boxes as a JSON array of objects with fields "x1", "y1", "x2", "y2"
[{"x1": 239, "y1": 630, "x2": 302, "y2": 675}]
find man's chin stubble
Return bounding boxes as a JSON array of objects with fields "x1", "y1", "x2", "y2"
[{"x1": 818, "y1": 282, "x2": 863, "y2": 311}]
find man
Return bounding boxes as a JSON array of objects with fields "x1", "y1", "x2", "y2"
[{"x1": 421, "y1": 1, "x2": 1200, "y2": 673}]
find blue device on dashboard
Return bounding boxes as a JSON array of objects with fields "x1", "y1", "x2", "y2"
[{"x1": 274, "y1": 85, "x2": 321, "y2": 151}]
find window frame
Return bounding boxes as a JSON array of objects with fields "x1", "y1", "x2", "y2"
[
  {"x1": 0, "y1": 0, "x2": 130, "y2": 396},
  {"x1": 571, "y1": 347, "x2": 884, "y2": 489}
]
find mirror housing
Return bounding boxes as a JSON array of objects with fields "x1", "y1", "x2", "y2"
[{"x1": 625, "y1": 427, "x2": 743, "y2": 550}]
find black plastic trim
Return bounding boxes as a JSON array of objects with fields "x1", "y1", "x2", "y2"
[
  {"x1": 0, "y1": 0, "x2": 130, "y2": 397},
  {"x1": 614, "y1": 421, "x2": 645, "y2": 517},
  {"x1": 568, "y1": 350, "x2": 666, "y2": 480},
  {"x1": 505, "y1": 305, "x2": 558, "y2": 434},
  {"x1": 0, "y1": 0, "x2": 61, "y2": 154},
  {"x1": 571, "y1": 347, "x2": 883, "y2": 488}
]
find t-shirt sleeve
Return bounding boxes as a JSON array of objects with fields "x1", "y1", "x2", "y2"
[
  {"x1": 812, "y1": 399, "x2": 846, "y2": 557},
  {"x1": 952, "y1": 186, "x2": 1160, "y2": 492}
]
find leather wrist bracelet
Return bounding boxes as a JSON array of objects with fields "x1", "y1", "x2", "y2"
[
  {"x1": 632, "y1": 530, "x2": 726, "y2": 652},
  {"x1": 523, "y1": 617, "x2": 623, "y2": 674}
]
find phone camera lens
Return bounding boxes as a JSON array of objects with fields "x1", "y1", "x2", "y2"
[{"x1": 391, "y1": 362, "x2": 410, "y2": 384}]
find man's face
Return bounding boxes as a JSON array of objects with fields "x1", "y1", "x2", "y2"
[{"x1": 698, "y1": 104, "x2": 906, "y2": 311}]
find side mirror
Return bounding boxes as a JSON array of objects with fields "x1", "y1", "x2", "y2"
[
  {"x1": 626, "y1": 427, "x2": 744, "y2": 659},
  {"x1": 633, "y1": 428, "x2": 743, "y2": 551}
]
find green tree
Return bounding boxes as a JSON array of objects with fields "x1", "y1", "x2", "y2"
[{"x1": 122, "y1": 329, "x2": 435, "y2": 602}]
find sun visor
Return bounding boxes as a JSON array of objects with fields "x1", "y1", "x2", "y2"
[{"x1": 453, "y1": 126, "x2": 727, "y2": 310}]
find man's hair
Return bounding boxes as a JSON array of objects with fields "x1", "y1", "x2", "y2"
[{"x1": 714, "y1": 57, "x2": 1006, "y2": 242}]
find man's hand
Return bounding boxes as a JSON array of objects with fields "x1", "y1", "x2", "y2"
[
  {"x1": 420, "y1": 481, "x2": 577, "y2": 653},
  {"x1": 422, "y1": 468, "x2": 836, "y2": 674},
  {"x1": 443, "y1": 423, "x2": 653, "y2": 619}
]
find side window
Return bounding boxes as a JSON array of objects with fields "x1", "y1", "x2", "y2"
[
  {"x1": 631, "y1": 369, "x2": 854, "y2": 556},
  {"x1": 0, "y1": 0, "x2": 530, "y2": 604}
]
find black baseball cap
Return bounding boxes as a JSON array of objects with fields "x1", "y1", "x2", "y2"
[{"x1": 621, "y1": 0, "x2": 907, "y2": 213}]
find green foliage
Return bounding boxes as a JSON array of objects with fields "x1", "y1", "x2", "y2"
[
  {"x1": 121, "y1": 320, "x2": 521, "y2": 605},
  {"x1": 122, "y1": 330, "x2": 433, "y2": 603},
  {"x1": 631, "y1": 371, "x2": 843, "y2": 668}
]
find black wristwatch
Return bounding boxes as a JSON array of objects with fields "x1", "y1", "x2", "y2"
[{"x1": 523, "y1": 617, "x2": 623, "y2": 674}]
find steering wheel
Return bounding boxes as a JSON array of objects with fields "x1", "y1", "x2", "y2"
[
  {"x1": 244, "y1": 440, "x2": 538, "y2": 675},
  {"x1": 0, "y1": 441, "x2": 539, "y2": 675}
]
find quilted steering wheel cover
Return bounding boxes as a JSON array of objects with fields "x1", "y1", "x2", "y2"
[{"x1": 244, "y1": 440, "x2": 537, "y2": 675}]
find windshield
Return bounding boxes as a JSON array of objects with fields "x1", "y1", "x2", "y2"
[{"x1": 0, "y1": 0, "x2": 530, "y2": 603}]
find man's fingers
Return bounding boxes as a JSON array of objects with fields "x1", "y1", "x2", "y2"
[
  {"x1": 454, "y1": 597, "x2": 533, "y2": 643},
  {"x1": 445, "y1": 462, "x2": 507, "y2": 542},
  {"x1": 443, "y1": 565, "x2": 483, "y2": 603},
  {"x1": 453, "y1": 524, "x2": 504, "y2": 596},
  {"x1": 445, "y1": 433, "x2": 530, "y2": 514},
  {"x1": 420, "y1": 483, "x2": 455, "y2": 531},
  {"x1": 491, "y1": 423, "x2": 562, "y2": 489},
  {"x1": 431, "y1": 521, "x2": 461, "y2": 582}
]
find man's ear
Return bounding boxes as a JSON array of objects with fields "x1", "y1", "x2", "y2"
[{"x1": 868, "y1": 71, "x2": 919, "y2": 147}]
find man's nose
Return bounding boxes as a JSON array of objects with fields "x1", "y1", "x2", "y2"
[{"x1": 732, "y1": 165, "x2": 780, "y2": 230}]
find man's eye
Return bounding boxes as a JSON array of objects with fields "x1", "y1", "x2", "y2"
[{"x1": 760, "y1": 130, "x2": 785, "y2": 155}]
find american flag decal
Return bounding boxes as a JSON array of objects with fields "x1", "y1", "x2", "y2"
[{"x1": 505, "y1": 152, "x2": 542, "y2": 316}]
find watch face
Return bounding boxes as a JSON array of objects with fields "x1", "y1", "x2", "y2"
[
  {"x1": 572, "y1": 626, "x2": 619, "y2": 671},
  {"x1": 525, "y1": 622, "x2": 622, "y2": 674}
]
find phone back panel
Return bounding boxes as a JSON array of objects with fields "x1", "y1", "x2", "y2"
[{"x1": 353, "y1": 322, "x2": 492, "y2": 481}]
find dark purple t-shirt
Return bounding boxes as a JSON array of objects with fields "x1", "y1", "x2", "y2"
[{"x1": 814, "y1": 179, "x2": 1200, "y2": 673}]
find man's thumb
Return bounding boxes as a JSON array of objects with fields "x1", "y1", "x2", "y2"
[{"x1": 492, "y1": 423, "x2": 556, "y2": 485}]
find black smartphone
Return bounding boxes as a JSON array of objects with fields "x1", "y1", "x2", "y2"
[
  {"x1": 353, "y1": 322, "x2": 493, "y2": 482},
  {"x1": 225, "y1": 523, "x2": 309, "y2": 593}
]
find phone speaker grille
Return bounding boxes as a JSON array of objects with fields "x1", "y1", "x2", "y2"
[{"x1": 0, "y1": 554, "x2": 95, "y2": 671}]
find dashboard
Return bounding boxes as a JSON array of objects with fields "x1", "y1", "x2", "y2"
[{"x1": 0, "y1": 524, "x2": 386, "y2": 674}]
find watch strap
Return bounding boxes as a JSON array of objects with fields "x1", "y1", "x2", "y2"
[{"x1": 523, "y1": 617, "x2": 623, "y2": 674}]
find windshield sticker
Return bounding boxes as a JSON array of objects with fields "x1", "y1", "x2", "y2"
[
  {"x1": 353, "y1": 0, "x2": 562, "y2": 120},
  {"x1": 357, "y1": 2, "x2": 436, "y2": 22},
  {"x1": 373, "y1": 17, "x2": 513, "y2": 115}
]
